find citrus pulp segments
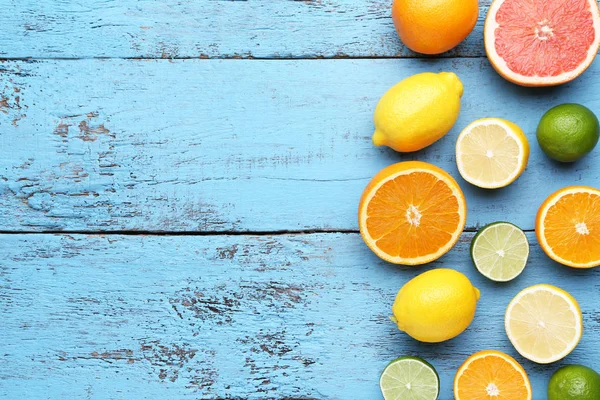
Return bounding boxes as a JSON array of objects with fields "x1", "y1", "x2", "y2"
[
  {"x1": 380, "y1": 357, "x2": 439, "y2": 400},
  {"x1": 471, "y1": 222, "x2": 529, "y2": 282},
  {"x1": 485, "y1": 0, "x2": 600, "y2": 86},
  {"x1": 456, "y1": 119, "x2": 529, "y2": 189},
  {"x1": 505, "y1": 284, "x2": 583, "y2": 364},
  {"x1": 359, "y1": 162, "x2": 467, "y2": 265},
  {"x1": 536, "y1": 186, "x2": 600, "y2": 268},
  {"x1": 454, "y1": 350, "x2": 532, "y2": 400}
]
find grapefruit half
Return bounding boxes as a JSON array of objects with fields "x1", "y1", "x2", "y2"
[{"x1": 485, "y1": 0, "x2": 600, "y2": 86}]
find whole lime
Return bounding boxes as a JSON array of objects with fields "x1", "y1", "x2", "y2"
[
  {"x1": 536, "y1": 103, "x2": 599, "y2": 162},
  {"x1": 548, "y1": 364, "x2": 600, "y2": 400}
]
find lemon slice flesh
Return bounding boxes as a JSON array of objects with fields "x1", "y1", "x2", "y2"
[
  {"x1": 505, "y1": 284, "x2": 582, "y2": 364},
  {"x1": 456, "y1": 118, "x2": 530, "y2": 189}
]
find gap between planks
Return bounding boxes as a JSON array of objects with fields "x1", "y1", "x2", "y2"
[
  {"x1": 0, "y1": 228, "x2": 533, "y2": 236},
  {"x1": 0, "y1": 55, "x2": 489, "y2": 61}
]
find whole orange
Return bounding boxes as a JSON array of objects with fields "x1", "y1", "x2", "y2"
[{"x1": 392, "y1": 0, "x2": 479, "y2": 54}]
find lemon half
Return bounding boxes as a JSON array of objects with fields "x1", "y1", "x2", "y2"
[
  {"x1": 456, "y1": 118, "x2": 530, "y2": 189},
  {"x1": 505, "y1": 284, "x2": 582, "y2": 364}
]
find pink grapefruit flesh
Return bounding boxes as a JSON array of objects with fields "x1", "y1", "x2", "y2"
[{"x1": 485, "y1": 0, "x2": 600, "y2": 86}]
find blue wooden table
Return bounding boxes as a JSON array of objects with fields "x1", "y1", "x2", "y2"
[{"x1": 2, "y1": 1, "x2": 600, "y2": 399}]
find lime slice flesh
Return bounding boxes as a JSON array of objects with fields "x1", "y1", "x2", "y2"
[
  {"x1": 471, "y1": 222, "x2": 529, "y2": 282},
  {"x1": 380, "y1": 356, "x2": 439, "y2": 400}
]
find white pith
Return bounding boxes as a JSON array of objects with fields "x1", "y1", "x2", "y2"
[
  {"x1": 575, "y1": 222, "x2": 590, "y2": 235},
  {"x1": 534, "y1": 20, "x2": 553, "y2": 41},
  {"x1": 405, "y1": 205, "x2": 422, "y2": 227},
  {"x1": 486, "y1": 383, "x2": 500, "y2": 396},
  {"x1": 485, "y1": 0, "x2": 600, "y2": 85}
]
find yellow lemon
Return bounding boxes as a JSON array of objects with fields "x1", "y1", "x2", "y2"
[
  {"x1": 392, "y1": 268, "x2": 480, "y2": 343},
  {"x1": 373, "y1": 72, "x2": 463, "y2": 152}
]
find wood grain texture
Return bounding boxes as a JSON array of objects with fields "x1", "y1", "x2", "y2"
[
  {"x1": 1, "y1": 232, "x2": 600, "y2": 399},
  {"x1": 0, "y1": 0, "x2": 492, "y2": 59},
  {"x1": 5, "y1": 2, "x2": 600, "y2": 400},
  {"x1": 2, "y1": 58, "x2": 600, "y2": 232}
]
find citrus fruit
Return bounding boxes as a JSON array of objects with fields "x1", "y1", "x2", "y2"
[
  {"x1": 505, "y1": 284, "x2": 583, "y2": 364},
  {"x1": 455, "y1": 118, "x2": 530, "y2": 189},
  {"x1": 485, "y1": 0, "x2": 600, "y2": 86},
  {"x1": 392, "y1": 0, "x2": 478, "y2": 54},
  {"x1": 454, "y1": 350, "x2": 532, "y2": 400},
  {"x1": 537, "y1": 104, "x2": 600, "y2": 162},
  {"x1": 391, "y1": 268, "x2": 480, "y2": 343},
  {"x1": 373, "y1": 72, "x2": 463, "y2": 152},
  {"x1": 380, "y1": 356, "x2": 440, "y2": 400},
  {"x1": 470, "y1": 222, "x2": 529, "y2": 282},
  {"x1": 536, "y1": 186, "x2": 600, "y2": 268},
  {"x1": 548, "y1": 365, "x2": 600, "y2": 400},
  {"x1": 358, "y1": 161, "x2": 467, "y2": 265}
]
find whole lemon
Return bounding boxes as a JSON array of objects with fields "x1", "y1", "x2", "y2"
[
  {"x1": 392, "y1": 268, "x2": 480, "y2": 343},
  {"x1": 373, "y1": 72, "x2": 463, "y2": 152},
  {"x1": 392, "y1": 0, "x2": 479, "y2": 55}
]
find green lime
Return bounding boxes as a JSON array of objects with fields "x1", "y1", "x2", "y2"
[
  {"x1": 380, "y1": 356, "x2": 439, "y2": 400},
  {"x1": 537, "y1": 103, "x2": 599, "y2": 162},
  {"x1": 470, "y1": 222, "x2": 529, "y2": 282},
  {"x1": 548, "y1": 364, "x2": 600, "y2": 400}
]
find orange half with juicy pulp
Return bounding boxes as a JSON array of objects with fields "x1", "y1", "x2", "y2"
[
  {"x1": 358, "y1": 161, "x2": 466, "y2": 265},
  {"x1": 454, "y1": 350, "x2": 532, "y2": 400},
  {"x1": 536, "y1": 186, "x2": 600, "y2": 268}
]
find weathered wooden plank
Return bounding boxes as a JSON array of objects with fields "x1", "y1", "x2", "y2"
[
  {"x1": 0, "y1": 0, "x2": 491, "y2": 59},
  {"x1": 2, "y1": 58, "x2": 600, "y2": 232},
  {"x1": 1, "y1": 232, "x2": 599, "y2": 398}
]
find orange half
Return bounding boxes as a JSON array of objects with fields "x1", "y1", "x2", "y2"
[
  {"x1": 536, "y1": 186, "x2": 600, "y2": 268},
  {"x1": 358, "y1": 161, "x2": 467, "y2": 265},
  {"x1": 454, "y1": 350, "x2": 532, "y2": 400}
]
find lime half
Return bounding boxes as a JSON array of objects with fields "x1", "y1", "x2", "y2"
[
  {"x1": 380, "y1": 356, "x2": 439, "y2": 400},
  {"x1": 470, "y1": 222, "x2": 529, "y2": 282}
]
